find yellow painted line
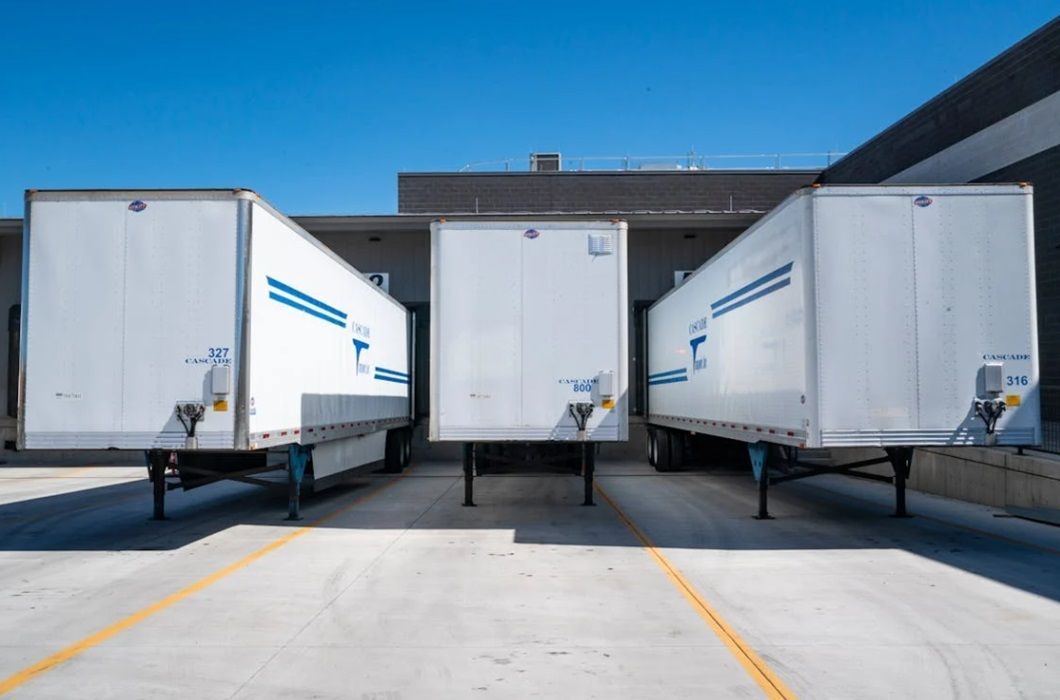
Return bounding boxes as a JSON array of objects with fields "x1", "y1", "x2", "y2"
[
  {"x1": 0, "y1": 470, "x2": 410, "y2": 696},
  {"x1": 596, "y1": 483, "x2": 797, "y2": 700}
]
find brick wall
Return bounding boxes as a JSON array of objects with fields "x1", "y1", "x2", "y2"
[{"x1": 398, "y1": 171, "x2": 819, "y2": 214}]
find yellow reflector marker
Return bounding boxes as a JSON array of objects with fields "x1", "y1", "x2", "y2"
[
  {"x1": 213, "y1": 399, "x2": 229, "y2": 412},
  {"x1": 1006, "y1": 394, "x2": 1021, "y2": 407},
  {"x1": 601, "y1": 399, "x2": 615, "y2": 409}
]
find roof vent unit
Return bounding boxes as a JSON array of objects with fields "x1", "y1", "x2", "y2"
[{"x1": 530, "y1": 152, "x2": 561, "y2": 172}]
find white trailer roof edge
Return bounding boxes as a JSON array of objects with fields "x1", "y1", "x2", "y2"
[
  {"x1": 25, "y1": 188, "x2": 261, "y2": 202},
  {"x1": 428, "y1": 219, "x2": 628, "y2": 232},
  {"x1": 648, "y1": 183, "x2": 1033, "y2": 311}
]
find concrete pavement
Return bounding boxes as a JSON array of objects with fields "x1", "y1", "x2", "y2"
[{"x1": 0, "y1": 460, "x2": 1057, "y2": 698}]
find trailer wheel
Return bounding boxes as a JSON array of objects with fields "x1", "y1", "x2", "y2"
[
  {"x1": 647, "y1": 428, "x2": 658, "y2": 467},
  {"x1": 384, "y1": 429, "x2": 403, "y2": 472},
  {"x1": 654, "y1": 430, "x2": 674, "y2": 472},
  {"x1": 401, "y1": 428, "x2": 413, "y2": 468},
  {"x1": 669, "y1": 431, "x2": 686, "y2": 471}
]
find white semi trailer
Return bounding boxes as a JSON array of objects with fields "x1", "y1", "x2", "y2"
[
  {"x1": 646, "y1": 184, "x2": 1039, "y2": 517},
  {"x1": 19, "y1": 189, "x2": 413, "y2": 519},
  {"x1": 430, "y1": 220, "x2": 629, "y2": 505}
]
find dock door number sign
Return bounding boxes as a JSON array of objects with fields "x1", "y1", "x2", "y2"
[{"x1": 365, "y1": 273, "x2": 389, "y2": 293}]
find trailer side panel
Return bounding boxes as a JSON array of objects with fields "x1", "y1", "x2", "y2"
[
  {"x1": 647, "y1": 195, "x2": 814, "y2": 445},
  {"x1": 245, "y1": 203, "x2": 410, "y2": 451}
]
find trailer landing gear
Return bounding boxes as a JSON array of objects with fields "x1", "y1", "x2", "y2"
[
  {"x1": 287, "y1": 444, "x2": 312, "y2": 521},
  {"x1": 582, "y1": 442, "x2": 595, "y2": 507},
  {"x1": 748, "y1": 442, "x2": 773, "y2": 520},
  {"x1": 885, "y1": 447, "x2": 914, "y2": 518},
  {"x1": 146, "y1": 450, "x2": 171, "y2": 521},
  {"x1": 460, "y1": 441, "x2": 596, "y2": 506},
  {"x1": 462, "y1": 442, "x2": 476, "y2": 507},
  {"x1": 748, "y1": 443, "x2": 916, "y2": 519}
]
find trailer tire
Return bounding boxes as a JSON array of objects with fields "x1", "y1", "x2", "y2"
[
  {"x1": 654, "y1": 430, "x2": 674, "y2": 472},
  {"x1": 400, "y1": 428, "x2": 413, "y2": 469},
  {"x1": 384, "y1": 429, "x2": 403, "y2": 472},
  {"x1": 669, "y1": 431, "x2": 686, "y2": 471},
  {"x1": 647, "y1": 428, "x2": 658, "y2": 467}
]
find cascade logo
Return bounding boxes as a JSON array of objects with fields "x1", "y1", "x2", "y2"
[
  {"x1": 353, "y1": 338, "x2": 370, "y2": 375},
  {"x1": 688, "y1": 315, "x2": 708, "y2": 372},
  {"x1": 690, "y1": 335, "x2": 707, "y2": 372},
  {"x1": 523, "y1": 228, "x2": 540, "y2": 239},
  {"x1": 983, "y1": 353, "x2": 1030, "y2": 361},
  {"x1": 128, "y1": 200, "x2": 147, "y2": 212},
  {"x1": 913, "y1": 196, "x2": 933, "y2": 208}
]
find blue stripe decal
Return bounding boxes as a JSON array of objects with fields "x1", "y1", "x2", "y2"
[
  {"x1": 710, "y1": 262, "x2": 793, "y2": 310},
  {"x1": 374, "y1": 374, "x2": 410, "y2": 384},
  {"x1": 712, "y1": 278, "x2": 791, "y2": 319},
  {"x1": 648, "y1": 376, "x2": 689, "y2": 386},
  {"x1": 268, "y1": 292, "x2": 347, "y2": 328},
  {"x1": 648, "y1": 368, "x2": 688, "y2": 380},
  {"x1": 266, "y1": 277, "x2": 348, "y2": 320},
  {"x1": 374, "y1": 366, "x2": 409, "y2": 379}
]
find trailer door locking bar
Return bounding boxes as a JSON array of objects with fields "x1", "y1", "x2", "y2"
[{"x1": 175, "y1": 403, "x2": 206, "y2": 450}]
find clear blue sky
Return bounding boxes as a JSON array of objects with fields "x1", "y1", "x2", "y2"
[{"x1": 0, "y1": 2, "x2": 1056, "y2": 215}]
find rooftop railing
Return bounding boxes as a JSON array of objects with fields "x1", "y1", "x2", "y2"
[{"x1": 458, "y1": 151, "x2": 846, "y2": 172}]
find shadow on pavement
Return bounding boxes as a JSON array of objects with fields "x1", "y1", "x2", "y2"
[{"x1": 0, "y1": 461, "x2": 1056, "y2": 603}]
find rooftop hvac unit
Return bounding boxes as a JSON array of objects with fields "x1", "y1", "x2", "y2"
[{"x1": 530, "y1": 152, "x2": 561, "y2": 172}]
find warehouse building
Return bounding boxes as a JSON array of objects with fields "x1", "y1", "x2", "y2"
[{"x1": 2, "y1": 16, "x2": 1058, "y2": 504}]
